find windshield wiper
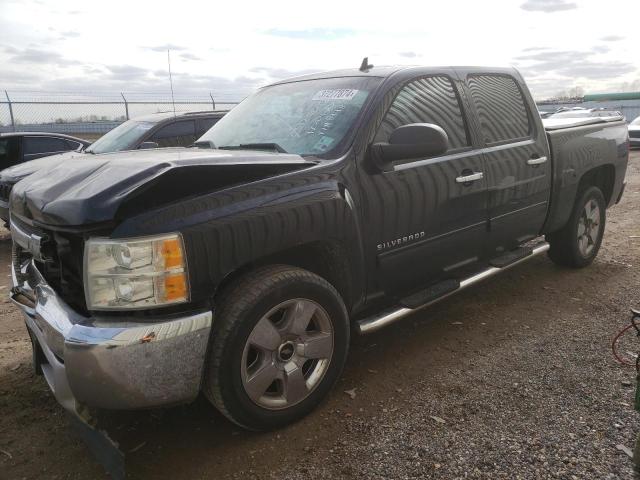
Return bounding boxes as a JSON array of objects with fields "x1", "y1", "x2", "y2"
[{"x1": 218, "y1": 143, "x2": 287, "y2": 153}]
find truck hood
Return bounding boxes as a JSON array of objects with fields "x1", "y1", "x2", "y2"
[
  {"x1": 0, "y1": 150, "x2": 85, "y2": 183},
  {"x1": 10, "y1": 147, "x2": 316, "y2": 227}
]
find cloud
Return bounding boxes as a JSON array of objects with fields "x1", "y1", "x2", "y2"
[
  {"x1": 143, "y1": 44, "x2": 187, "y2": 52},
  {"x1": 1, "y1": 45, "x2": 20, "y2": 54},
  {"x1": 249, "y1": 66, "x2": 318, "y2": 81},
  {"x1": 105, "y1": 64, "x2": 150, "y2": 81},
  {"x1": 263, "y1": 28, "x2": 357, "y2": 40},
  {"x1": 520, "y1": 0, "x2": 577, "y2": 12},
  {"x1": 514, "y1": 49, "x2": 635, "y2": 79},
  {"x1": 58, "y1": 30, "x2": 80, "y2": 40},
  {"x1": 398, "y1": 51, "x2": 419, "y2": 58},
  {"x1": 514, "y1": 47, "x2": 638, "y2": 98},
  {"x1": 600, "y1": 35, "x2": 624, "y2": 42},
  {"x1": 179, "y1": 52, "x2": 202, "y2": 61},
  {"x1": 8, "y1": 47, "x2": 79, "y2": 66}
]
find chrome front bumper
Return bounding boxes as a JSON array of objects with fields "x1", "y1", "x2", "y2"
[{"x1": 11, "y1": 259, "x2": 213, "y2": 412}]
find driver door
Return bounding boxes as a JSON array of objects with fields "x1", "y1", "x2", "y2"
[{"x1": 359, "y1": 74, "x2": 489, "y2": 296}]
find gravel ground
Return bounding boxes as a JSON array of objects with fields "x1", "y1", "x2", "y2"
[{"x1": 0, "y1": 151, "x2": 639, "y2": 480}]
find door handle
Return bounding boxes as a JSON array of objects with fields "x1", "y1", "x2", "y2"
[
  {"x1": 527, "y1": 156, "x2": 548, "y2": 165},
  {"x1": 455, "y1": 172, "x2": 483, "y2": 183}
]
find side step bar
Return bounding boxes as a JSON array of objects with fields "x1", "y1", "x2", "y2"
[{"x1": 356, "y1": 242, "x2": 550, "y2": 335}]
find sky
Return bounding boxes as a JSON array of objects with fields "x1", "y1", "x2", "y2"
[{"x1": 1, "y1": 0, "x2": 639, "y2": 101}]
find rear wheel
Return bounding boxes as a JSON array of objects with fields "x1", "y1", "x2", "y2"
[
  {"x1": 546, "y1": 186, "x2": 606, "y2": 268},
  {"x1": 204, "y1": 265, "x2": 349, "y2": 431}
]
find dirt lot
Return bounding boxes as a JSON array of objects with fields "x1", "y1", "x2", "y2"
[{"x1": 1, "y1": 151, "x2": 639, "y2": 480}]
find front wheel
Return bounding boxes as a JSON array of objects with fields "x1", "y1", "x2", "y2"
[
  {"x1": 546, "y1": 186, "x2": 606, "y2": 268},
  {"x1": 203, "y1": 265, "x2": 349, "y2": 431}
]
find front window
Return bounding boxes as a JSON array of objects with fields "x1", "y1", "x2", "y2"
[
  {"x1": 86, "y1": 120, "x2": 155, "y2": 154},
  {"x1": 197, "y1": 76, "x2": 381, "y2": 157}
]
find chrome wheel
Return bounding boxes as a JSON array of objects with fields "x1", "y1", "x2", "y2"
[
  {"x1": 577, "y1": 199, "x2": 601, "y2": 257},
  {"x1": 241, "y1": 299, "x2": 334, "y2": 410}
]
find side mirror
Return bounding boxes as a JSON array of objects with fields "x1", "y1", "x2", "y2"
[
  {"x1": 371, "y1": 123, "x2": 449, "y2": 170},
  {"x1": 138, "y1": 141, "x2": 159, "y2": 150}
]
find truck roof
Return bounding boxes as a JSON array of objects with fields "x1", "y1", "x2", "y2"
[{"x1": 268, "y1": 65, "x2": 522, "y2": 86}]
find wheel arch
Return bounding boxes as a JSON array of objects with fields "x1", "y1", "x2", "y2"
[
  {"x1": 576, "y1": 163, "x2": 616, "y2": 205},
  {"x1": 543, "y1": 162, "x2": 616, "y2": 234},
  {"x1": 213, "y1": 240, "x2": 358, "y2": 314}
]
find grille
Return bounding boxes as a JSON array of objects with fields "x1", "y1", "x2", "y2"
[
  {"x1": 0, "y1": 181, "x2": 13, "y2": 202},
  {"x1": 629, "y1": 130, "x2": 640, "y2": 139},
  {"x1": 11, "y1": 216, "x2": 87, "y2": 312}
]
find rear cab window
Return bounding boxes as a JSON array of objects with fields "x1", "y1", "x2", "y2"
[
  {"x1": 375, "y1": 75, "x2": 470, "y2": 154},
  {"x1": 466, "y1": 74, "x2": 531, "y2": 145}
]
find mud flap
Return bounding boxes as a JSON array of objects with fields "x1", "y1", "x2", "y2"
[{"x1": 68, "y1": 406, "x2": 125, "y2": 480}]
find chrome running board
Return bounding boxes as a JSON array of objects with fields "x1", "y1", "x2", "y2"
[{"x1": 356, "y1": 242, "x2": 550, "y2": 335}]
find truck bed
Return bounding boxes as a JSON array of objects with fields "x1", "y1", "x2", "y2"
[
  {"x1": 542, "y1": 115, "x2": 625, "y2": 131},
  {"x1": 542, "y1": 118, "x2": 629, "y2": 234}
]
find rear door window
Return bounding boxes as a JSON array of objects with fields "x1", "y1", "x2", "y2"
[
  {"x1": 66, "y1": 140, "x2": 83, "y2": 150},
  {"x1": 0, "y1": 137, "x2": 20, "y2": 169},
  {"x1": 374, "y1": 76, "x2": 470, "y2": 151},
  {"x1": 150, "y1": 120, "x2": 197, "y2": 147},
  {"x1": 23, "y1": 136, "x2": 73, "y2": 156},
  {"x1": 197, "y1": 117, "x2": 221, "y2": 137},
  {"x1": 467, "y1": 74, "x2": 531, "y2": 144}
]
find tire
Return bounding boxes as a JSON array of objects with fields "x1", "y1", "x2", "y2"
[
  {"x1": 546, "y1": 186, "x2": 606, "y2": 268},
  {"x1": 203, "y1": 265, "x2": 350, "y2": 431}
]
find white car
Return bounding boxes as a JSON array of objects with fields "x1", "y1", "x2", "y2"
[{"x1": 630, "y1": 116, "x2": 640, "y2": 148}]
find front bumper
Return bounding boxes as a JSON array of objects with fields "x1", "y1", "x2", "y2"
[{"x1": 11, "y1": 259, "x2": 213, "y2": 412}]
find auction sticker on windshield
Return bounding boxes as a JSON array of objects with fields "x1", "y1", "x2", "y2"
[{"x1": 313, "y1": 89, "x2": 359, "y2": 101}]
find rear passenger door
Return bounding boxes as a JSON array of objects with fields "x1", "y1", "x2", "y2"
[
  {"x1": 148, "y1": 120, "x2": 197, "y2": 147},
  {"x1": 462, "y1": 72, "x2": 551, "y2": 253},
  {"x1": 362, "y1": 74, "x2": 489, "y2": 295}
]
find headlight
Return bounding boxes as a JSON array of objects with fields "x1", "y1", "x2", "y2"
[{"x1": 84, "y1": 233, "x2": 189, "y2": 310}]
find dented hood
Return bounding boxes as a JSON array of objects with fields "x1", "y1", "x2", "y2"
[
  {"x1": 0, "y1": 150, "x2": 85, "y2": 184},
  {"x1": 10, "y1": 147, "x2": 314, "y2": 226}
]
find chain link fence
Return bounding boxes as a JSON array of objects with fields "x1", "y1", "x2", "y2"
[{"x1": 0, "y1": 91, "x2": 243, "y2": 141}]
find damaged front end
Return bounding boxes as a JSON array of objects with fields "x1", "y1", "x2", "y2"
[
  {"x1": 9, "y1": 147, "x2": 317, "y2": 227},
  {"x1": 11, "y1": 230, "x2": 212, "y2": 479}
]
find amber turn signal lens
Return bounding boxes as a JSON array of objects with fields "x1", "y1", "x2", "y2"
[
  {"x1": 164, "y1": 272, "x2": 187, "y2": 302},
  {"x1": 161, "y1": 238, "x2": 184, "y2": 269}
]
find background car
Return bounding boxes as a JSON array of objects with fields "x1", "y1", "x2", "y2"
[
  {"x1": 629, "y1": 116, "x2": 640, "y2": 148},
  {"x1": 84, "y1": 110, "x2": 226, "y2": 154},
  {"x1": 0, "y1": 110, "x2": 227, "y2": 222},
  {"x1": 0, "y1": 132, "x2": 90, "y2": 170}
]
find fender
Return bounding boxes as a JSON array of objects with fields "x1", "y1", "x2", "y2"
[{"x1": 111, "y1": 161, "x2": 366, "y2": 311}]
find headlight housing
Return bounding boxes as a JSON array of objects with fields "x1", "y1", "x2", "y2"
[{"x1": 84, "y1": 233, "x2": 189, "y2": 310}]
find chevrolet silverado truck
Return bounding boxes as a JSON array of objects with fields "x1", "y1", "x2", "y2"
[{"x1": 9, "y1": 65, "x2": 629, "y2": 433}]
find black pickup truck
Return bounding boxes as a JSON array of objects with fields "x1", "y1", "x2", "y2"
[{"x1": 9, "y1": 65, "x2": 629, "y2": 432}]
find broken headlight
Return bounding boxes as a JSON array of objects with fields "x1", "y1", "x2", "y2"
[{"x1": 84, "y1": 233, "x2": 189, "y2": 310}]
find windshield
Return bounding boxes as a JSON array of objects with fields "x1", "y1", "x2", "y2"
[
  {"x1": 86, "y1": 120, "x2": 155, "y2": 154},
  {"x1": 197, "y1": 76, "x2": 381, "y2": 157}
]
